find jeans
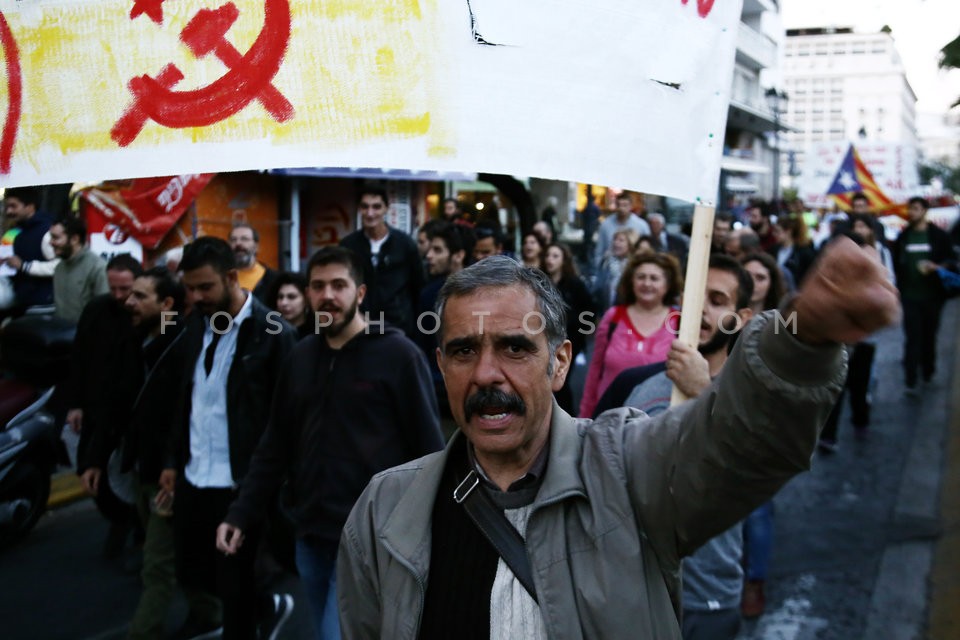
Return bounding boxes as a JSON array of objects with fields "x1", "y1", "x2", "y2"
[
  {"x1": 295, "y1": 538, "x2": 340, "y2": 640},
  {"x1": 742, "y1": 501, "x2": 774, "y2": 582},
  {"x1": 682, "y1": 608, "x2": 741, "y2": 640}
]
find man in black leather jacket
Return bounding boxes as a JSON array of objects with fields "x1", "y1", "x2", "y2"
[{"x1": 160, "y1": 237, "x2": 297, "y2": 640}]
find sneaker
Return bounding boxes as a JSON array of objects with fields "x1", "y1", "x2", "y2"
[
  {"x1": 171, "y1": 617, "x2": 223, "y2": 640},
  {"x1": 904, "y1": 385, "x2": 919, "y2": 398},
  {"x1": 259, "y1": 593, "x2": 294, "y2": 640},
  {"x1": 817, "y1": 438, "x2": 838, "y2": 454},
  {"x1": 741, "y1": 580, "x2": 766, "y2": 619}
]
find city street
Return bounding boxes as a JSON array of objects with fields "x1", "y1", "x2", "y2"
[
  {"x1": 737, "y1": 301, "x2": 959, "y2": 640},
  {"x1": 0, "y1": 302, "x2": 957, "y2": 640}
]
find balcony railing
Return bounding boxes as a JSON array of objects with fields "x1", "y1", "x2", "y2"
[{"x1": 736, "y1": 22, "x2": 777, "y2": 70}]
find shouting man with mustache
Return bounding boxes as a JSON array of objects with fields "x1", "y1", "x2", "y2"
[
  {"x1": 337, "y1": 239, "x2": 900, "y2": 640},
  {"x1": 217, "y1": 246, "x2": 444, "y2": 640}
]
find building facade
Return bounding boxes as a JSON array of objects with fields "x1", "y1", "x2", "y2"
[
  {"x1": 783, "y1": 27, "x2": 918, "y2": 186},
  {"x1": 716, "y1": 0, "x2": 786, "y2": 208}
]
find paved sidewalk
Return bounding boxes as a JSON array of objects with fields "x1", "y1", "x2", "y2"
[
  {"x1": 927, "y1": 310, "x2": 960, "y2": 640},
  {"x1": 738, "y1": 300, "x2": 958, "y2": 640}
]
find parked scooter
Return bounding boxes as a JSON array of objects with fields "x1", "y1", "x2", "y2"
[
  {"x1": 0, "y1": 384, "x2": 60, "y2": 545},
  {"x1": 0, "y1": 313, "x2": 75, "y2": 547}
]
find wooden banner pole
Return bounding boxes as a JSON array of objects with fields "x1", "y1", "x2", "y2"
[{"x1": 670, "y1": 203, "x2": 716, "y2": 407}]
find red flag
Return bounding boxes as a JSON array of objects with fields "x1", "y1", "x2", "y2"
[{"x1": 80, "y1": 174, "x2": 214, "y2": 249}]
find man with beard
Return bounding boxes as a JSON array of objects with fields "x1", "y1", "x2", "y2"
[
  {"x1": 336, "y1": 244, "x2": 898, "y2": 638},
  {"x1": 216, "y1": 246, "x2": 443, "y2": 640},
  {"x1": 746, "y1": 202, "x2": 777, "y2": 254},
  {"x1": 891, "y1": 196, "x2": 958, "y2": 394},
  {"x1": 83, "y1": 267, "x2": 221, "y2": 639},
  {"x1": 620, "y1": 255, "x2": 756, "y2": 640},
  {"x1": 229, "y1": 223, "x2": 278, "y2": 304},
  {"x1": 50, "y1": 216, "x2": 109, "y2": 322},
  {"x1": 160, "y1": 237, "x2": 297, "y2": 640}
]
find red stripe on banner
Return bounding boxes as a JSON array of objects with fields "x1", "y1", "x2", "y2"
[{"x1": 0, "y1": 12, "x2": 22, "y2": 174}]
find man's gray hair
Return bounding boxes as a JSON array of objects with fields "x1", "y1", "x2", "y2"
[
  {"x1": 435, "y1": 255, "x2": 568, "y2": 355},
  {"x1": 648, "y1": 212, "x2": 666, "y2": 225}
]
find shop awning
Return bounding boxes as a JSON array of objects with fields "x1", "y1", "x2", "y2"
[
  {"x1": 267, "y1": 167, "x2": 477, "y2": 181},
  {"x1": 720, "y1": 157, "x2": 771, "y2": 174},
  {"x1": 724, "y1": 177, "x2": 759, "y2": 193}
]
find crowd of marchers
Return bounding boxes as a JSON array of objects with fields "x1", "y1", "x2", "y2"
[{"x1": 0, "y1": 183, "x2": 950, "y2": 640}]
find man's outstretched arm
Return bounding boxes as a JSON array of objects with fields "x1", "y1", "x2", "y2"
[{"x1": 622, "y1": 237, "x2": 900, "y2": 561}]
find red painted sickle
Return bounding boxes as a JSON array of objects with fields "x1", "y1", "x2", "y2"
[
  {"x1": 0, "y1": 12, "x2": 22, "y2": 174},
  {"x1": 112, "y1": 64, "x2": 184, "y2": 147},
  {"x1": 112, "y1": 0, "x2": 293, "y2": 146},
  {"x1": 179, "y1": 2, "x2": 292, "y2": 123}
]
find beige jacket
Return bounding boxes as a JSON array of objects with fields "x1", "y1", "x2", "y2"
[{"x1": 338, "y1": 311, "x2": 847, "y2": 639}]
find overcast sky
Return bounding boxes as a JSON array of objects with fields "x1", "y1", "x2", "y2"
[{"x1": 781, "y1": 0, "x2": 960, "y2": 114}]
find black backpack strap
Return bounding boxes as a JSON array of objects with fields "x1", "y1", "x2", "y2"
[{"x1": 454, "y1": 471, "x2": 538, "y2": 603}]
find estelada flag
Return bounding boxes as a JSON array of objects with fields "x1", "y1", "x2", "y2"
[
  {"x1": 79, "y1": 174, "x2": 214, "y2": 250},
  {"x1": 826, "y1": 144, "x2": 907, "y2": 217}
]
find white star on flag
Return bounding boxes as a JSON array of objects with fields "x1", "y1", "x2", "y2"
[{"x1": 839, "y1": 171, "x2": 857, "y2": 191}]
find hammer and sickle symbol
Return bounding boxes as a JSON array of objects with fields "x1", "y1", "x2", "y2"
[{"x1": 112, "y1": 0, "x2": 294, "y2": 147}]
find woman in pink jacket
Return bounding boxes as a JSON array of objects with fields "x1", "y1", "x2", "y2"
[{"x1": 579, "y1": 251, "x2": 682, "y2": 418}]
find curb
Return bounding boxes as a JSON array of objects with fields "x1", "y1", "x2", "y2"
[
  {"x1": 47, "y1": 469, "x2": 88, "y2": 508},
  {"x1": 927, "y1": 307, "x2": 960, "y2": 639}
]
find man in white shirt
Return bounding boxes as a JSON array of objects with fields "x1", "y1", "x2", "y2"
[
  {"x1": 159, "y1": 236, "x2": 297, "y2": 640},
  {"x1": 339, "y1": 188, "x2": 423, "y2": 338}
]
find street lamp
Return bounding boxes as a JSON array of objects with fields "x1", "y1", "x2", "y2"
[{"x1": 765, "y1": 87, "x2": 788, "y2": 215}]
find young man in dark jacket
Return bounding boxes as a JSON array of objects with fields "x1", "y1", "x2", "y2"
[
  {"x1": 891, "y1": 196, "x2": 958, "y2": 393},
  {"x1": 70, "y1": 254, "x2": 143, "y2": 558},
  {"x1": 339, "y1": 187, "x2": 424, "y2": 338},
  {"x1": 217, "y1": 246, "x2": 443, "y2": 640},
  {"x1": 159, "y1": 237, "x2": 298, "y2": 640},
  {"x1": 2, "y1": 186, "x2": 56, "y2": 311},
  {"x1": 82, "y1": 267, "x2": 220, "y2": 639}
]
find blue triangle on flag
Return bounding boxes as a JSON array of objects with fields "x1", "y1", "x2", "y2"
[{"x1": 826, "y1": 145, "x2": 862, "y2": 195}]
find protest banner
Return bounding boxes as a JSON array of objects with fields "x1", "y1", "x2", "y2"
[{"x1": 0, "y1": 0, "x2": 739, "y2": 206}]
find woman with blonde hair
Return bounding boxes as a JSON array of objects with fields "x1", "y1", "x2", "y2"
[
  {"x1": 594, "y1": 227, "x2": 640, "y2": 310},
  {"x1": 772, "y1": 214, "x2": 817, "y2": 285},
  {"x1": 579, "y1": 251, "x2": 682, "y2": 418}
]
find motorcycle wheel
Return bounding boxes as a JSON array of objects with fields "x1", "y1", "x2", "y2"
[{"x1": 0, "y1": 461, "x2": 51, "y2": 547}]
